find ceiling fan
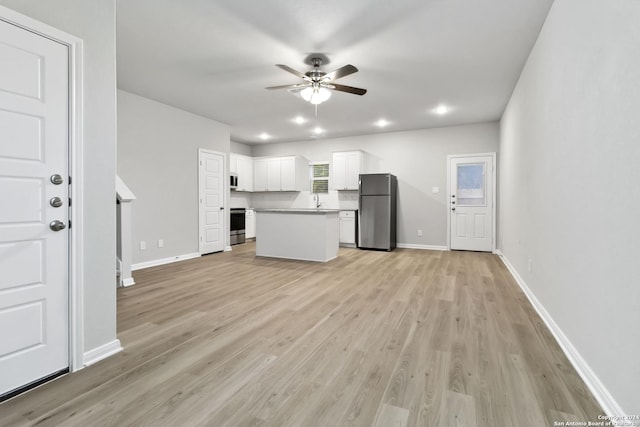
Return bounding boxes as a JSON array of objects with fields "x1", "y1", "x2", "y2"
[{"x1": 266, "y1": 57, "x2": 367, "y2": 105}]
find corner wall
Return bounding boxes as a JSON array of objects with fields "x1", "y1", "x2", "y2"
[
  {"x1": 499, "y1": 0, "x2": 640, "y2": 414},
  {"x1": 117, "y1": 90, "x2": 230, "y2": 265}
]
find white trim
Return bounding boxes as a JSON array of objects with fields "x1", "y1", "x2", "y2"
[
  {"x1": 446, "y1": 152, "x2": 497, "y2": 252},
  {"x1": 83, "y1": 340, "x2": 122, "y2": 367},
  {"x1": 0, "y1": 6, "x2": 86, "y2": 373},
  {"x1": 132, "y1": 252, "x2": 201, "y2": 271},
  {"x1": 495, "y1": 250, "x2": 625, "y2": 418},
  {"x1": 121, "y1": 278, "x2": 136, "y2": 287},
  {"x1": 224, "y1": 246, "x2": 232, "y2": 252},
  {"x1": 396, "y1": 243, "x2": 448, "y2": 251}
]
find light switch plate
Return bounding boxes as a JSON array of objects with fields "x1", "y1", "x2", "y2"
[{"x1": 432, "y1": 187, "x2": 439, "y2": 194}]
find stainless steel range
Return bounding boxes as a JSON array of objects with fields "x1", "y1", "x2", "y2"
[{"x1": 230, "y1": 208, "x2": 246, "y2": 245}]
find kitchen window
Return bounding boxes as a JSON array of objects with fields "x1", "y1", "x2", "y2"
[{"x1": 310, "y1": 162, "x2": 329, "y2": 193}]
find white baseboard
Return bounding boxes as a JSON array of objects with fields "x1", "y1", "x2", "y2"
[
  {"x1": 396, "y1": 243, "x2": 448, "y2": 251},
  {"x1": 121, "y1": 277, "x2": 135, "y2": 287},
  {"x1": 132, "y1": 252, "x2": 201, "y2": 271},
  {"x1": 495, "y1": 250, "x2": 625, "y2": 418},
  {"x1": 83, "y1": 339, "x2": 122, "y2": 367},
  {"x1": 224, "y1": 246, "x2": 232, "y2": 252}
]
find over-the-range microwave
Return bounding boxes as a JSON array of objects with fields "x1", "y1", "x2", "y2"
[{"x1": 230, "y1": 173, "x2": 238, "y2": 190}]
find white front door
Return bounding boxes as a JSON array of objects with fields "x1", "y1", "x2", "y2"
[
  {"x1": 199, "y1": 150, "x2": 225, "y2": 254},
  {"x1": 0, "y1": 18, "x2": 70, "y2": 396},
  {"x1": 449, "y1": 154, "x2": 495, "y2": 252}
]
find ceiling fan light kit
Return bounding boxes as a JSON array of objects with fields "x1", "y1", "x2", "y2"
[
  {"x1": 266, "y1": 56, "x2": 367, "y2": 106},
  {"x1": 300, "y1": 85, "x2": 331, "y2": 105}
]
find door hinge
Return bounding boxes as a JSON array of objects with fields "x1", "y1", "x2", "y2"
[{"x1": 68, "y1": 220, "x2": 72, "y2": 229}]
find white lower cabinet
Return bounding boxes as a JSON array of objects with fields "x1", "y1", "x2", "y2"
[
  {"x1": 246, "y1": 209, "x2": 255, "y2": 239},
  {"x1": 339, "y1": 210, "x2": 357, "y2": 247}
]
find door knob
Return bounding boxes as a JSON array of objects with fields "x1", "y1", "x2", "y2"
[
  {"x1": 50, "y1": 174, "x2": 64, "y2": 185},
  {"x1": 50, "y1": 220, "x2": 66, "y2": 231},
  {"x1": 50, "y1": 197, "x2": 63, "y2": 208},
  {"x1": 451, "y1": 207, "x2": 456, "y2": 211}
]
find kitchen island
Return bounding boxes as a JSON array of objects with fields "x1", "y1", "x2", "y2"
[{"x1": 255, "y1": 208, "x2": 340, "y2": 262}]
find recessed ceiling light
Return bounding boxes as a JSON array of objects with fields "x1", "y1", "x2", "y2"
[
  {"x1": 294, "y1": 116, "x2": 306, "y2": 125},
  {"x1": 259, "y1": 132, "x2": 270, "y2": 140},
  {"x1": 434, "y1": 105, "x2": 449, "y2": 115},
  {"x1": 375, "y1": 119, "x2": 390, "y2": 128},
  {"x1": 312, "y1": 127, "x2": 324, "y2": 135}
]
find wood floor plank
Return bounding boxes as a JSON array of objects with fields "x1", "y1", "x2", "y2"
[
  {"x1": 0, "y1": 242, "x2": 604, "y2": 427},
  {"x1": 373, "y1": 403, "x2": 410, "y2": 427}
]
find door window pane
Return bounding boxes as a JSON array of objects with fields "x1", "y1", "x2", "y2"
[{"x1": 457, "y1": 163, "x2": 485, "y2": 206}]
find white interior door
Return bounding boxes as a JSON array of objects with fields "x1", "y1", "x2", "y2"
[
  {"x1": 199, "y1": 150, "x2": 224, "y2": 254},
  {"x1": 0, "y1": 18, "x2": 70, "y2": 397},
  {"x1": 449, "y1": 154, "x2": 495, "y2": 252}
]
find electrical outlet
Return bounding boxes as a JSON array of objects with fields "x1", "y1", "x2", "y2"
[
  {"x1": 139, "y1": 241, "x2": 146, "y2": 250},
  {"x1": 528, "y1": 258, "x2": 533, "y2": 272},
  {"x1": 158, "y1": 239, "x2": 164, "y2": 248},
  {"x1": 417, "y1": 229, "x2": 423, "y2": 237}
]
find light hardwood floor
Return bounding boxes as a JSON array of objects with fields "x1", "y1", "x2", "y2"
[{"x1": 1, "y1": 243, "x2": 603, "y2": 426}]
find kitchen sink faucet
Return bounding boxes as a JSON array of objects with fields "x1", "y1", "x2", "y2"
[{"x1": 314, "y1": 193, "x2": 322, "y2": 208}]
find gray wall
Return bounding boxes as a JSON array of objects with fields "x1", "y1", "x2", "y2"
[
  {"x1": 499, "y1": 0, "x2": 640, "y2": 414},
  {"x1": 251, "y1": 122, "x2": 499, "y2": 247},
  {"x1": 117, "y1": 90, "x2": 230, "y2": 264},
  {"x1": 231, "y1": 140, "x2": 252, "y2": 156},
  {"x1": 0, "y1": 0, "x2": 118, "y2": 354}
]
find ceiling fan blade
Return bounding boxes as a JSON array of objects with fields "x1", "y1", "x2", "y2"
[
  {"x1": 265, "y1": 83, "x2": 309, "y2": 90},
  {"x1": 323, "y1": 64, "x2": 358, "y2": 81},
  {"x1": 275, "y1": 64, "x2": 311, "y2": 81},
  {"x1": 327, "y1": 83, "x2": 367, "y2": 96}
]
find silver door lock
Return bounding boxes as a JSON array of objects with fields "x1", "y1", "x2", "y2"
[
  {"x1": 50, "y1": 174, "x2": 64, "y2": 185},
  {"x1": 50, "y1": 197, "x2": 63, "y2": 208},
  {"x1": 50, "y1": 220, "x2": 66, "y2": 231}
]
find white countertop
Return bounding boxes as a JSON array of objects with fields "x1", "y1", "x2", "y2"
[{"x1": 255, "y1": 208, "x2": 340, "y2": 214}]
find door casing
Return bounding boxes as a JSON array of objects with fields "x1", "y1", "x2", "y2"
[
  {"x1": 0, "y1": 5, "x2": 85, "y2": 372},
  {"x1": 446, "y1": 152, "x2": 497, "y2": 253}
]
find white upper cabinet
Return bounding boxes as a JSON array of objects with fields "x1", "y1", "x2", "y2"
[
  {"x1": 230, "y1": 153, "x2": 253, "y2": 191},
  {"x1": 267, "y1": 158, "x2": 281, "y2": 191},
  {"x1": 254, "y1": 155, "x2": 308, "y2": 192},
  {"x1": 253, "y1": 158, "x2": 269, "y2": 192},
  {"x1": 279, "y1": 157, "x2": 296, "y2": 191},
  {"x1": 229, "y1": 154, "x2": 238, "y2": 174},
  {"x1": 332, "y1": 151, "x2": 364, "y2": 190}
]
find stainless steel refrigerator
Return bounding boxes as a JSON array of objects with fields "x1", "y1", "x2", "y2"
[{"x1": 358, "y1": 173, "x2": 397, "y2": 251}]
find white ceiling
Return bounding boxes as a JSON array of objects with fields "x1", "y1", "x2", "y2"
[{"x1": 116, "y1": 0, "x2": 553, "y2": 145}]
